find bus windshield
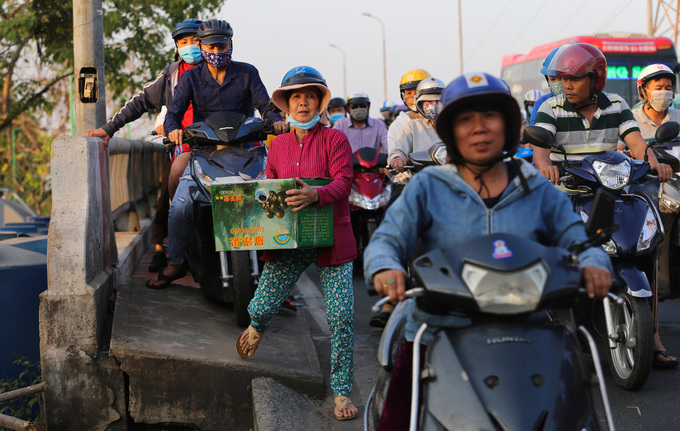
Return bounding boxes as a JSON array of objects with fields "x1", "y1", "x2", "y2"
[
  {"x1": 605, "y1": 54, "x2": 678, "y2": 106},
  {"x1": 501, "y1": 35, "x2": 680, "y2": 109}
]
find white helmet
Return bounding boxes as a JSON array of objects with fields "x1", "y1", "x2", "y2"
[
  {"x1": 415, "y1": 77, "x2": 445, "y2": 121},
  {"x1": 637, "y1": 64, "x2": 676, "y2": 101},
  {"x1": 524, "y1": 89, "x2": 545, "y2": 103}
]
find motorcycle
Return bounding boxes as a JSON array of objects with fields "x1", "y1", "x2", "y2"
[
  {"x1": 645, "y1": 122, "x2": 680, "y2": 301},
  {"x1": 181, "y1": 111, "x2": 270, "y2": 327},
  {"x1": 523, "y1": 125, "x2": 666, "y2": 390},
  {"x1": 365, "y1": 193, "x2": 617, "y2": 431},
  {"x1": 350, "y1": 147, "x2": 391, "y2": 269}
]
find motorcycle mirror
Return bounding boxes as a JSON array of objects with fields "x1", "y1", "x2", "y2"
[
  {"x1": 655, "y1": 121, "x2": 680, "y2": 144},
  {"x1": 585, "y1": 189, "x2": 615, "y2": 239},
  {"x1": 520, "y1": 126, "x2": 553, "y2": 149}
]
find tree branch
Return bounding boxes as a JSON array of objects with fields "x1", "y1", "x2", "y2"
[{"x1": 0, "y1": 72, "x2": 71, "y2": 133}]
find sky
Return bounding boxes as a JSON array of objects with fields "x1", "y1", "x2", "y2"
[{"x1": 150, "y1": 0, "x2": 674, "y2": 122}]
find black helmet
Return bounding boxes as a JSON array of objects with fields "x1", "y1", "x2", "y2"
[
  {"x1": 172, "y1": 19, "x2": 202, "y2": 41},
  {"x1": 328, "y1": 97, "x2": 346, "y2": 109},
  {"x1": 197, "y1": 19, "x2": 234, "y2": 45}
]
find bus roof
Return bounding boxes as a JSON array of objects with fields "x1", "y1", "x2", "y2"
[{"x1": 501, "y1": 33, "x2": 676, "y2": 68}]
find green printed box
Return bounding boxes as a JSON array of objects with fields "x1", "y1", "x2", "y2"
[{"x1": 211, "y1": 178, "x2": 334, "y2": 251}]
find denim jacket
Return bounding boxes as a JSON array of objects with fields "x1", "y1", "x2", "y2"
[{"x1": 363, "y1": 159, "x2": 613, "y2": 343}]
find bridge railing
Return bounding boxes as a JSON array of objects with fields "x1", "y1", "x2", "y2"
[{"x1": 40, "y1": 135, "x2": 167, "y2": 430}]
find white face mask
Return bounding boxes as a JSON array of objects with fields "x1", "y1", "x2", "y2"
[{"x1": 647, "y1": 89, "x2": 674, "y2": 112}]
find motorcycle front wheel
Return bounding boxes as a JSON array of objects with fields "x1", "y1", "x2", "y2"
[
  {"x1": 231, "y1": 251, "x2": 254, "y2": 328},
  {"x1": 607, "y1": 292, "x2": 654, "y2": 390}
]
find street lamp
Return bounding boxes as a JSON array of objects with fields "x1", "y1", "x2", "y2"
[
  {"x1": 329, "y1": 43, "x2": 347, "y2": 97},
  {"x1": 362, "y1": 12, "x2": 387, "y2": 101}
]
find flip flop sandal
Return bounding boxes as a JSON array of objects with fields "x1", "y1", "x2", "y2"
[
  {"x1": 145, "y1": 267, "x2": 187, "y2": 289},
  {"x1": 280, "y1": 295, "x2": 298, "y2": 311},
  {"x1": 236, "y1": 325, "x2": 263, "y2": 359},
  {"x1": 653, "y1": 350, "x2": 679, "y2": 369},
  {"x1": 334, "y1": 396, "x2": 357, "y2": 421}
]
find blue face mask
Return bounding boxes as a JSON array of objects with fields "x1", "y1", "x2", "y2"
[
  {"x1": 178, "y1": 45, "x2": 202, "y2": 64},
  {"x1": 288, "y1": 113, "x2": 321, "y2": 130},
  {"x1": 329, "y1": 113, "x2": 344, "y2": 124},
  {"x1": 201, "y1": 48, "x2": 232, "y2": 68}
]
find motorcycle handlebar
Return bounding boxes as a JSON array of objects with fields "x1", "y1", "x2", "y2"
[{"x1": 369, "y1": 288, "x2": 425, "y2": 312}]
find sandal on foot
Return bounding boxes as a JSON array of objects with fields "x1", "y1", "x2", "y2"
[
  {"x1": 236, "y1": 325, "x2": 263, "y2": 359},
  {"x1": 653, "y1": 350, "x2": 679, "y2": 369},
  {"x1": 145, "y1": 266, "x2": 187, "y2": 289},
  {"x1": 281, "y1": 295, "x2": 298, "y2": 311},
  {"x1": 334, "y1": 396, "x2": 358, "y2": 421}
]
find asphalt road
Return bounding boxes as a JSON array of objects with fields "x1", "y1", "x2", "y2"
[{"x1": 299, "y1": 267, "x2": 680, "y2": 431}]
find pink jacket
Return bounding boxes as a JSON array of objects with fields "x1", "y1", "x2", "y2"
[{"x1": 262, "y1": 124, "x2": 357, "y2": 266}]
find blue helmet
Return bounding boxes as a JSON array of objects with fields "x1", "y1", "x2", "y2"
[
  {"x1": 540, "y1": 47, "x2": 562, "y2": 77},
  {"x1": 271, "y1": 66, "x2": 331, "y2": 114},
  {"x1": 435, "y1": 72, "x2": 522, "y2": 160},
  {"x1": 172, "y1": 19, "x2": 202, "y2": 41}
]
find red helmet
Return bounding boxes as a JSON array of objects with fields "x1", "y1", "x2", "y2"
[{"x1": 547, "y1": 43, "x2": 607, "y2": 93}]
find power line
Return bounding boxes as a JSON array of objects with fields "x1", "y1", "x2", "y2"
[{"x1": 465, "y1": 1, "x2": 513, "y2": 65}]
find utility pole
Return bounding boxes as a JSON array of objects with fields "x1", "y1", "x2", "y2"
[
  {"x1": 649, "y1": 0, "x2": 680, "y2": 47},
  {"x1": 73, "y1": 0, "x2": 106, "y2": 136}
]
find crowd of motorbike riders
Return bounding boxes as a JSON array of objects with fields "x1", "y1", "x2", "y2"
[{"x1": 83, "y1": 16, "x2": 680, "y2": 425}]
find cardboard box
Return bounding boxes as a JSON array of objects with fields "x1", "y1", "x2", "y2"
[{"x1": 211, "y1": 178, "x2": 334, "y2": 251}]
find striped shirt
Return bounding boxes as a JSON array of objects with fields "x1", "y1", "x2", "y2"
[
  {"x1": 534, "y1": 92, "x2": 640, "y2": 161},
  {"x1": 263, "y1": 124, "x2": 357, "y2": 265}
]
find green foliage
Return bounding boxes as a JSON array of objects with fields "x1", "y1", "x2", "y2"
[
  {"x1": 0, "y1": 357, "x2": 44, "y2": 430},
  {"x1": 0, "y1": 0, "x2": 221, "y2": 213}
]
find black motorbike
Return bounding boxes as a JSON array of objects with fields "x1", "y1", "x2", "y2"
[
  {"x1": 365, "y1": 194, "x2": 617, "y2": 431},
  {"x1": 523, "y1": 125, "x2": 673, "y2": 390},
  {"x1": 181, "y1": 111, "x2": 270, "y2": 327}
]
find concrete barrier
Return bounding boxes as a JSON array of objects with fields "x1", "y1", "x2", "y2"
[{"x1": 40, "y1": 136, "x2": 166, "y2": 430}]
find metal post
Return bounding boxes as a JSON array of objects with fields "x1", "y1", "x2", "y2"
[
  {"x1": 458, "y1": 0, "x2": 464, "y2": 74},
  {"x1": 329, "y1": 43, "x2": 347, "y2": 97},
  {"x1": 363, "y1": 12, "x2": 387, "y2": 101},
  {"x1": 73, "y1": 0, "x2": 106, "y2": 135}
]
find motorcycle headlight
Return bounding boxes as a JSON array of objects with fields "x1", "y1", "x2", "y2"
[
  {"x1": 432, "y1": 145, "x2": 447, "y2": 165},
  {"x1": 592, "y1": 159, "x2": 631, "y2": 190},
  {"x1": 660, "y1": 180, "x2": 680, "y2": 212},
  {"x1": 192, "y1": 159, "x2": 215, "y2": 191},
  {"x1": 461, "y1": 261, "x2": 548, "y2": 314},
  {"x1": 637, "y1": 207, "x2": 659, "y2": 251}
]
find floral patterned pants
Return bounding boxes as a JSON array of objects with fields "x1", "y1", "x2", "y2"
[{"x1": 247, "y1": 248, "x2": 354, "y2": 397}]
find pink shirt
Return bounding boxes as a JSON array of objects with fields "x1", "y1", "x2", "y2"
[{"x1": 263, "y1": 124, "x2": 357, "y2": 266}]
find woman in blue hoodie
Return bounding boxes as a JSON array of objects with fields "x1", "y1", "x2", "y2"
[{"x1": 363, "y1": 72, "x2": 613, "y2": 431}]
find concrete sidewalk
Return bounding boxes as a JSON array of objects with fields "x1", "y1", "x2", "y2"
[{"x1": 110, "y1": 268, "x2": 324, "y2": 430}]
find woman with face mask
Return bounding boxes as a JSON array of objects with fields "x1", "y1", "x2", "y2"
[
  {"x1": 631, "y1": 63, "x2": 680, "y2": 370},
  {"x1": 236, "y1": 65, "x2": 359, "y2": 421},
  {"x1": 84, "y1": 18, "x2": 203, "y2": 273}
]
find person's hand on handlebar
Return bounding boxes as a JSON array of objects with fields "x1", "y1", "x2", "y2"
[
  {"x1": 169, "y1": 129, "x2": 184, "y2": 145},
  {"x1": 581, "y1": 266, "x2": 611, "y2": 299},
  {"x1": 389, "y1": 156, "x2": 407, "y2": 172},
  {"x1": 650, "y1": 160, "x2": 673, "y2": 182},
  {"x1": 373, "y1": 269, "x2": 408, "y2": 303},
  {"x1": 272, "y1": 120, "x2": 287, "y2": 135}
]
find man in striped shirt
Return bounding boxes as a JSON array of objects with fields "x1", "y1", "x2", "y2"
[{"x1": 532, "y1": 43, "x2": 672, "y2": 184}]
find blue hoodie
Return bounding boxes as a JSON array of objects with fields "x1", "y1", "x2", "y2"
[{"x1": 364, "y1": 159, "x2": 612, "y2": 342}]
